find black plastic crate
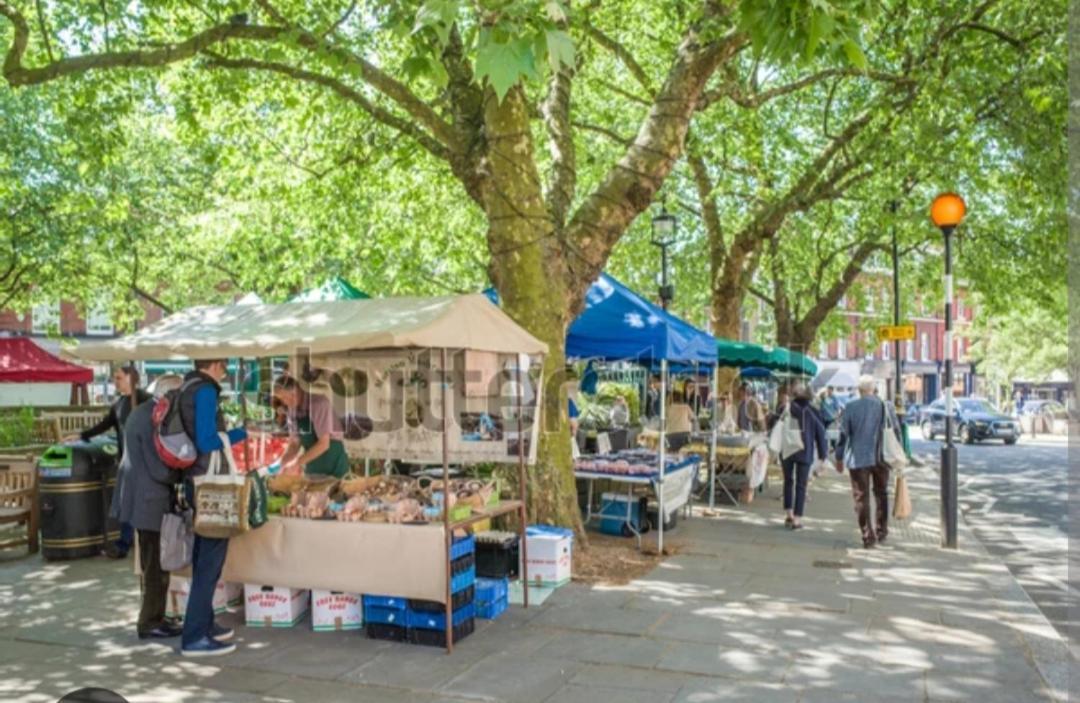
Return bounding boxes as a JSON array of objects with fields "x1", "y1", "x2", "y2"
[
  {"x1": 451, "y1": 552, "x2": 475, "y2": 576},
  {"x1": 407, "y1": 617, "x2": 475, "y2": 647},
  {"x1": 409, "y1": 584, "x2": 475, "y2": 614},
  {"x1": 476, "y1": 536, "x2": 519, "y2": 579},
  {"x1": 366, "y1": 622, "x2": 407, "y2": 642}
]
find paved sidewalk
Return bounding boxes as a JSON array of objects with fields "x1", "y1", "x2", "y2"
[{"x1": 0, "y1": 463, "x2": 1068, "y2": 702}]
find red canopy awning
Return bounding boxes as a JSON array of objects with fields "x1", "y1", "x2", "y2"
[{"x1": 0, "y1": 337, "x2": 93, "y2": 384}]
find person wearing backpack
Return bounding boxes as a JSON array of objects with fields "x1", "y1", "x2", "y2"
[
  {"x1": 781, "y1": 383, "x2": 828, "y2": 531},
  {"x1": 113, "y1": 374, "x2": 185, "y2": 640},
  {"x1": 175, "y1": 359, "x2": 247, "y2": 657}
]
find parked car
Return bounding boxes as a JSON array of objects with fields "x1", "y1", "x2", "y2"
[{"x1": 920, "y1": 397, "x2": 1020, "y2": 445}]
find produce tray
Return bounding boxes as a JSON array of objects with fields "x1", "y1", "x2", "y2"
[
  {"x1": 475, "y1": 577, "x2": 509, "y2": 605},
  {"x1": 407, "y1": 602, "x2": 475, "y2": 630},
  {"x1": 409, "y1": 585, "x2": 475, "y2": 614},
  {"x1": 450, "y1": 534, "x2": 476, "y2": 560},
  {"x1": 362, "y1": 595, "x2": 408, "y2": 610},
  {"x1": 407, "y1": 617, "x2": 475, "y2": 647},
  {"x1": 366, "y1": 623, "x2": 407, "y2": 642},
  {"x1": 363, "y1": 605, "x2": 407, "y2": 626},
  {"x1": 476, "y1": 596, "x2": 508, "y2": 620}
]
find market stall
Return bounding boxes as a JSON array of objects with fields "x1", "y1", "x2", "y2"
[
  {"x1": 0, "y1": 336, "x2": 93, "y2": 406},
  {"x1": 72, "y1": 294, "x2": 546, "y2": 652},
  {"x1": 566, "y1": 274, "x2": 716, "y2": 551}
]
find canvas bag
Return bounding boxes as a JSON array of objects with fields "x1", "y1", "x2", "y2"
[
  {"x1": 880, "y1": 400, "x2": 908, "y2": 470},
  {"x1": 893, "y1": 473, "x2": 913, "y2": 519},
  {"x1": 247, "y1": 470, "x2": 269, "y2": 529},
  {"x1": 193, "y1": 432, "x2": 251, "y2": 539},
  {"x1": 160, "y1": 485, "x2": 195, "y2": 572}
]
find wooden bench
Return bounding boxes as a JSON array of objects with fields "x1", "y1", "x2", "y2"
[{"x1": 0, "y1": 453, "x2": 39, "y2": 554}]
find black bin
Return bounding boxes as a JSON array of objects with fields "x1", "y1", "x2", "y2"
[{"x1": 37, "y1": 441, "x2": 120, "y2": 560}]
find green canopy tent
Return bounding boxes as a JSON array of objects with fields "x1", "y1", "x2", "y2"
[
  {"x1": 715, "y1": 340, "x2": 817, "y2": 377},
  {"x1": 287, "y1": 276, "x2": 371, "y2": 302}
]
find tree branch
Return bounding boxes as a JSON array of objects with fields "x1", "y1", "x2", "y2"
[
  {"x1": 130, "y1": 285, "x2": 173, "y2": 314},
  {"x1": 33, "y1": 0, "x2": 53, "y2": 63},
  {"x1": 747, "y1": 285, "x2": 773, "y2": 307},
  {"x1": 584, "y1": 23, "x2": 655, "y2": 97},
  {"x1": 698, "y1": 67, "x2": 912, "y2": 111},
  {"x1": 542, "y1": 60, "x2": 577, "y2": 228},
  {"x1": 956, "y1": 21, "x2": 1025, "y2": 49},
  {"x1": 572, "y1": 121, "x2": 632, "y2": 146}
]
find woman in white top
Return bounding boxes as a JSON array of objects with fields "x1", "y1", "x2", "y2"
[{"x1": 666, "y1": 391, "x2": 697, "y2": 434}]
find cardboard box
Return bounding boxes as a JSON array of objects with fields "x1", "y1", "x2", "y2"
[
  {"x1": 311, "y1": 590, "x2": 363, "y2": 632},
  {"x1": 244, "y1": 584, "x2": 310, "y2": 628},
  {"x1": 523, "y1": 525, "x2": 572, "y2": 586},
  {"x1": 165, "y1": 576, "x2": 242, "y2": 619}
]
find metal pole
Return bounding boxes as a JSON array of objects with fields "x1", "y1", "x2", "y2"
[
  {"x1": 891, "y1": 202, "x2": 903, "y2": 412},
  {"x1": 660, "y1": 245, "x2": 669, "y2": 311},
  {"x1": 517, "y1": 355, "x2": 528, "y2": 609},
  {"x1": 658, "y1": 359, "x2": 667, "y2": 554},
  {"x1": 709, "y1": 366, "x2": 718, "y2": 510},
  {"x1": 441, "y1": 348, "x2": 453, "y2": 652},
  {"x1": 940, "y1": 227, "x2": 958, "y2": 548}
]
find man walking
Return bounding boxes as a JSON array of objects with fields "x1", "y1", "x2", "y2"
[
  {"x1": 835, "y1": 376, "x2": 902, "y2": 548},
  {"x1": 178, "y1": 359, "x2": 246, "y2": 657}
]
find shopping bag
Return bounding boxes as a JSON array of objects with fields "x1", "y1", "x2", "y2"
[
  {"x1": 893, "y1": 473, "x2": 912, "y2": 519},
  {"x1": 748, "y1": 444, "x2": 769, "y2": 488},
  {"x1": 767, "y1": 413, "x2": 785, "y2": 454},
  {"x1": 881, "y1": 401, "x2": 909, "y2": 470},
  {"x1": 780, "y1": 412, "x2": 804, "y2": 460},
  {"x1": 247, "y1": 470, "x2": 269, "y2": 530},
  {"x1": 193, "y1": 432, "x2": 251, "y2": 539},
  {"x1": 160, "y1": 500, "x2": 194, "y2": 572}
]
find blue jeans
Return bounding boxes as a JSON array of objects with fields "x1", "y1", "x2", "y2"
[
  {"x1": 181, "y1": 534, "x2": 229, "y2": 647},
  {"x1": 782, "y1": 459, "x2": 812, "y2": 518},
  {"x1": 116, "y1": 522, "x2": 134, "y2": 552}
]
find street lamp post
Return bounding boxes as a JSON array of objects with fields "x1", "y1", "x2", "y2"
[
  {"x1": 651, "y1": 208, "x2": 677, "y2": 310},
  {"x1": 930, "y1": 192, "x2": 966, "y2": 549},
  {"x1": 891, "y1": 201, "x2": 903, "y2": 414}
]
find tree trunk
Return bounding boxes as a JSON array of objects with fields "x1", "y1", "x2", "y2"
[{"x1": 480, "y1": 86, "x2": 583, "y2": 536}]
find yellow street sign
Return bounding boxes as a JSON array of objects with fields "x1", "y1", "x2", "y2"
[{"x1": 877, "y1": 324, "x2": 916, "y2": 342}]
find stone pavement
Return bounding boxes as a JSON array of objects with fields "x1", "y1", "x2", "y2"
[{"x1": 0, "y1": 462, "x2": 1069, "y2": 703}]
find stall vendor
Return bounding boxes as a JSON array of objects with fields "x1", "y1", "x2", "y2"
[{"x1": 272, "y1": 376, "x2": 349, "y2": 478}]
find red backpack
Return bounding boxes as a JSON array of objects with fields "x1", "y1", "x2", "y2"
[{"x1": 152, "y1": 377, "x2": 203, "y2": 469}]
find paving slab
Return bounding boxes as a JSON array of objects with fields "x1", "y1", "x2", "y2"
[
  {"x1": 544, "y1": 682, "x2": 673, "y2": 703},
  {"x1": 440, "y1": 653, "x2": 579, "y2": 703}
]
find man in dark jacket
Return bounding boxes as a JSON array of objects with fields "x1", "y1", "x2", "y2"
[
  {"x1": 780, "y1": 383, "x2": 828, "y2": 530},
  {"x1": 180, "y1": 359, "x2": 246, "y2": 657},
  {"x1": 77, "y1": 365, "x2": 151, "y2": 559},
  {"x1": 115, "y1": 375, "x2": 184, "y2": 639}
]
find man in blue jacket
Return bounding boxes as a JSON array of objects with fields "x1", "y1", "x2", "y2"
[
  {"x1": 178, "y1": 358, "x2": 246, "y2": 657},
  {"x1": 835, "y1": 376, "x2": 902, "y2": 548}
]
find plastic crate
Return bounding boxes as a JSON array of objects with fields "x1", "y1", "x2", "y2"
[
  {"x1": 362, "y1": 595, "x2": 408, "y2": 610},
  {"x1": 363, "y1": 605, "x2": 408, "y2": 626},
  {"x1": 476, "y1": 597, "x2": 508, "y2": 620},
  {"x1": 366, "y1": 622, "x2": 407, "y2": 642},
  {"x1": 475, "y1": 576, "x2": 509, "y2": 605},
  {"x1": 450, "y1": 534, "x2": 475, "y2": 560},
  {"x1": 409, "y1": 585, "x2": 475, "y2": 614},
  {"x1": 407, "y1": 617, "x2": 475, "y2": 647},
  {"x1": 451, "y1": 566, "x2": 476, "y2": 594},
  {"x1": 407, "y1": 602, "x2": 475, "y2": 630},
  {"x1": 451, "y1": 552, "x2": 475, "y2": 575}
]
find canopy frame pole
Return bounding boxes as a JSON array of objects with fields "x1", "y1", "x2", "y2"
[
  {"x1": 658, "y1": 359, "x2": 666, "y2": 554},
  {"x1": 239, "y1": 359, "x2": 251, "y2": 473},
  {"x1": 710, "y1": 365, "x2": 718, "y2": 510},
  {"x1": 517, "y1": 355, "x2": 529, "y2": 608},
  {"x1": 441, "y1": 347, "x2": 453, "y2": 654}
]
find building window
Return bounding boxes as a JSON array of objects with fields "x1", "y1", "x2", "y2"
[
  {"x1": 819, "y1": 340, "x2": 828, "y2": 358},
  {"x1": 31, "y1": 302, "x2": 60, "y2": 334},
  {"x1": 882, "y1": 342, "x2": 891, "y2": 360},
  {"x1": 905, "y1": 339, "x2": 914, "y2": 360},
  {"x1": 920, "y1": 332, "x2": 930, "y2": 361},
  {"x1": 86, "y1": 305, "x2": 114, "y2": 336},
  {"x1": 838, "y1": 338, "x2": 848, "y2": 359}
]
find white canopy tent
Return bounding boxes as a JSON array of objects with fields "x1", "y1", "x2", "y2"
[{"x1": 69, "y1": 294, "x2": 548, "y2": 361}]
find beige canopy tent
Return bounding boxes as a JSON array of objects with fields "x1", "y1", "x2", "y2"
[{"x1": 70, "y1": 294, "x2": 548, "y2": 361}]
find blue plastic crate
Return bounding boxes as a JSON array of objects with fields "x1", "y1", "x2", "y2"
[
  {"x1": 363, "y1": 605, "x2": 407, "y2": 626},
  {"x1": 451, "y1": 534, "x2": 476, "y2": 560},
  {"x1": 407, "y1": 602, "x2": 475, "y2": 630},
  {"x1": 475, "y1": 576, "x2": 509, "y2": 605},
  {"x1": 476, "y1": 596, "x2": 508, "y2": 620},
  {"x1": 451, "y1": 565, "x2": 476, "y2": 594},
  {"x1": 362, "y1": 595, "x2": 408, "y2": 610}
]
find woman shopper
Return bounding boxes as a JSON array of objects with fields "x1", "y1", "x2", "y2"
[{"x1": 782, "y1": 382, "x2": 828, "y2": 530}]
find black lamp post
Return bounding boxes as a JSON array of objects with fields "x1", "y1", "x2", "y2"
[
  {"x1": 651, "y1": 207, "x2": 677, "y2": 310},
  {"x1": 930, "y1": 192, "x2": 966, "y2": 549}
]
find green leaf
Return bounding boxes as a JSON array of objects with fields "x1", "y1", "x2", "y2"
[
  {"x1": 545, "y1": 29, "x2": 575, "y2": 71},
  {"x1": 403, "y1": 55, "x2": 430, "y2": 81},
  {"x1": 544, "y1": 1, "x2": 567, "y2": 23},
  {"x1": 475, "y1": 37, "x2": 536, "y2": 101},
  {"x1": 805, "y1": 11, "x2": 833, "y2": 60},
  {"x1": 842, "y1": 39, "x2": 868, "y2": 70},
  {"x1": 413, "y1": 0, "x2": 457, "y2": 45}
]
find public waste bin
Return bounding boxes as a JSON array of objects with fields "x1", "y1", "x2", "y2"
[{"x1": 37, "y1": 440, "x2": 120, "y2": 560}]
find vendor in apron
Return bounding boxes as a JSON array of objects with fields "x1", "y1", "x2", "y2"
[{"x1": 272, "y1": 376, "x2": 349, "y2": 478}]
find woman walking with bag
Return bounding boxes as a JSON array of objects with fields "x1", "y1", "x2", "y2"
[{"x1": 779, "y1": 383, "x2": 828, "y2": 530}]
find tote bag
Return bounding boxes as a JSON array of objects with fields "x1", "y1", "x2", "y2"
[
  {"x1": 779, "y1": 411, "x2": 804, "y2": 460},
  {"x1": 893, "y1": 474, "x2": 913, "y2": 519},
  {"x1": 160, "y1": 486, "x2": 194, "y2": 572},
  {"x1": 880, "y1": 401, "x2": 908, "y2": 470},
  {"x1": 193, "y1": 432, "x2": 251, "y2": 539}
]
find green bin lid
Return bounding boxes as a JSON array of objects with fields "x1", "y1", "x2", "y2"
[{"x1": 39, "y1": 445, "x2": 73, "y2": 468}]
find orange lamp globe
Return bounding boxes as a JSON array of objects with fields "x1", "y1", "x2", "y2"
[{"x1": 930, "y1": 192, "x2": 966, "y2": 229}]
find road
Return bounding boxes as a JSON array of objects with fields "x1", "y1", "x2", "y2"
[{"x1": 909, "y1": 434, "x2": 1075, "y2": 649}]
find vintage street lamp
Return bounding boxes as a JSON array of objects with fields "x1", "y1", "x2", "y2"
[
  {"x1": 930, "y1": 192, "x2": 966, "y2": 549},
  {"x1": 651, "y1": 207, "x2": 677, "y2": 310}
]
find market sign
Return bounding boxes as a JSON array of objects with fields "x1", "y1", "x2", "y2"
[{"x1": 877, "y1": 324, "x2": 916, "y2": 342}]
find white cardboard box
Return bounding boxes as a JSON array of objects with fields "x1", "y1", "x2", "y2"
[
  {"x1": 523, "y1": 529, "x2": 572, "y2": 586},
  {"x1": 244, "y1": 585, "x2": 310, "y2": 628},
  {"x1": 165, "y1": 576, "x2": 242, "y2": 619},
  {"x1": 311, "y1": 590, "x2": 363, "y2": 632}
]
